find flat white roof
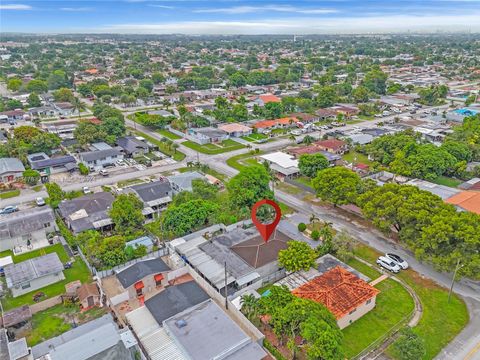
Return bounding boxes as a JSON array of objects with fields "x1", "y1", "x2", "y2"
[{"x1": 260, "y1": 151, "x2": 298, "y2": 169}]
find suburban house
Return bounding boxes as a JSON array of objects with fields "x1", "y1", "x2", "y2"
[
  {"x1": 57, "y1": 192, "x2": 115, "y2": 234},
  {"x1": 4, "y1": 252, "x2": 65, "y2": 297},
  {"x1": 77, "y1": 282, "x2": 101, "y2": 311},
  {"x1": 53, "y1": 102, "x2": 75, "y2": 116},
  {"x1": 287, "y1": 146, "x2": 341, "y2": 165},
  {"x1": 292, "y1": 266, "x2": 380, "y2": 329},
  {"x1": 31, "y1": 314, "x2": 138, "y2": 360},
  {"x1": 217, "y1": 123, "x2": 253, "y2": 137},
  {"x1": 315, "y1": 108, "x2": 338, "y2": 120},
  {"x1": 170, "y1": 222, "x2": 301, "y2": 294},
  {"x1": 43, "y1": 121, "x2": 77, "y2": 139},
  {"x1": 259, "y1": 151, "x2": 300, "y2": 179},
  {"x1": 79, "y1": 145, "x2": 124, "y2": 171},
  {"x1": 0, "y1": 207, "x2": 57, "y2": 253},
  {"x1": 126, "y1": 281, "x2": 267, "y2": 360},
  {"x1": 0, "y1": 157, "x2": 25, "y2": 184},
  {"x1": 27, "y1": 152, "x2": 77, "y2": 175},
  {"x1": 28, "y1": 105, "x2": 57, "y2": 118},
  {"x1": 167, "y1": 171, "x2": 205, "y2": 193},
  {"x1": 290, "y1": 112, "x2": 319, "y2": 124},
  {"x1": 187, "y1": 127, "x2": 229, "y2": 144},
  {"x1": 116, "y1": 136, "x2": 150, "y2": 158},
  {"x1": 102, "y1": 258, "x2": 171, "y2": 308},
  {"x1": 253, "y1": 94, "x2": 281, "y2": 106},
  {"x1": 126, "y1": 179, "x2": 173, "y2": 212},
  {"x1": 314, "y1": 139, "x2": 349, "y2": 154},
  {"x1": 445, "y1": 191, "x2": 480, "y2": 215},
  {"x1": 252, "y1": 117, "x2": 299, "y2": 133},
  {"x1": 0, "y1": 110, "x2": 25, "y2": 122}
]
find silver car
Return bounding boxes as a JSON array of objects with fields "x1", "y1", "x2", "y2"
[
  {"x1": 385, "y1": 253, "x2": 409, "y2": 269},
  {"x1": 376, "y1": 256, "x2": 401, "y2": 273}
]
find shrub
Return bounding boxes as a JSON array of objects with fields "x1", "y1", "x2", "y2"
[
  {"x1": 311, "y1": 229, "x2": 320, "y2": 241},
  {"x1": 298, "y1": 222, "x2": 307, "y2": 232},
  {"x1": 78, "y1": 163, "x2": 89, "y2": 175},
  {"x1": 263, "y1": 339, "x2": 287, "y2": 360},
  {"x1": 23, "y1": 169, "x2": 40, "y2": 185}
]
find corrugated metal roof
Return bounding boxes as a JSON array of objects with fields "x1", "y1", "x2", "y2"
[{"x1": 126, "y1": 307, "x2": 186, "y2": 360}]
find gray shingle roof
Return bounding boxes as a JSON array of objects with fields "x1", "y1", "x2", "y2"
[
  {"x1": 4, "y1": 252, "x2": 64, "y2": 287},
  {"x1": 0, "y1": 158, "x2": 25, "y2": 175},
  {"x1": 167, "y1": 171, "x2": 204, "y2": 192},
  {"x1": 116, "y1": 136, "x2": 149, "y2": 155},
  {"x1": 79, "y1": 148, "x2": 122, "y2": 162},
  {"x1": 57, "y1": 192, "x2": 114, "y2": 233},
  {"x1": 116, "y1": 258, "x2": 170, "y2": 289},
  {"x1": 130, "y1": 180, "x2": 172, "y2": 203},
  {"x1": 145, "y1": 281, "x2": 209, "y2": 325},
  {"x1": 30, "y1": 155, "x2": 77, "y2": 170},
  {"x1": 0, "y1": 207, "x2": 55, "y2": 239}
]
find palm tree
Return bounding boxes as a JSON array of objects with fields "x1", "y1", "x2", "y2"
[
  {"x1": 303, "y1": 135, "x2": 314, "y2": 145},
  {"x1": 187, "y1": 161, "x2": 193, "y2": 168},
  {"x1": 172, "y1": 143, "x2": 180, "y2": 154},
  {"x1": 240, "y1": 294, "x2": 260, "y2": 322},
  {"x1": 309, "y1": 213, "x2": 320, "y2": 225},
  {"x1": 72, "y1": 97, "x2": 86, "y2": 118}
]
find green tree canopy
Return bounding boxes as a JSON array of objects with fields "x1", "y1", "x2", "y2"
[
  {"x1": 227, "y1": 165, "x2": 273, "y2": 211},
  {"x1": 109, "y1": 193, "x2": 144, "y2": 235},
  {"x1": 298, "y1": 153, "x2": 329, "y2": 178},
  {"x1": 278, "y1": 240, "x2": 317, "y2": 272},
  {"x1": 312, "y1": 167, "x2": 361, "y2": 206}
]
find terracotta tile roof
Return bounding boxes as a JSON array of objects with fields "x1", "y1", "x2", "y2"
[
  {"x1": 253, "y1": 120, "x2": 279, "y2": 129},
  {"x1": 218, "y1": 123, "x2": 252, "y2": 133},
  {"x1": 277, "y1": 117, "x2": 299, "y2": 125},
  {"x1": 259, "y1": 94, "x2": 281, "y2": 103},
  {"x1": 84, "y1": 68, "x2": 98, "y2": 74},
  {"x1": 315, "y1": 139, "x2": 347, "y2": 151},
  {"x1": 292, "y1": 266, "x2": 380, "y2": 319},
  {"x1": 287, "y1": 145, "x2": 323, "y2": 156},
  {"x1": 445, "y1": 191, "x2": 480, "y2": 215}
]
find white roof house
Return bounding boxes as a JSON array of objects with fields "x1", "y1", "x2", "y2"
[{"x1": 260, "y1": 151, "x2": 299, "y2": 176}]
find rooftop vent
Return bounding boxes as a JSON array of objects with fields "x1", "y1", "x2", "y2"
[{"x1": 175, "y1": 319, "x2": 187, "y2": 328}]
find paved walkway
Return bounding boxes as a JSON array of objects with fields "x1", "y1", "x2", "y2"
[{"x1": 369, "y1": 274, "x2": 389, "y2": 286}]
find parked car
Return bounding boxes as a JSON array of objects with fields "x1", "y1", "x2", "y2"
[
  {"x1": 376, "y1": 256, "x2": 401, "y2": 273},
  {"x1": 99, "y1": 169, "x2": 109, "y2": 176},
  {"x1": 35, "y1": 197, "x2": 46, "y2": 206},
  {"x1": 83, "y1": 186, "x2": 91, "y2": 194},
  {"x1": 0, "y1": 206, "x2": 18, "y2": 215},
  {"x1": 385, "y1": 253, "x2": 409, "y2": 269}
]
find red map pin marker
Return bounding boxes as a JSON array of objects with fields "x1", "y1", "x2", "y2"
[{"x1": 251, "y1": 199, "x2": 282, "y2": 243}]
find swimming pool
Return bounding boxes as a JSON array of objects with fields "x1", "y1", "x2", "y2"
[{"x1": 454, "y1": 108, "x2": 478, "y2": 116}]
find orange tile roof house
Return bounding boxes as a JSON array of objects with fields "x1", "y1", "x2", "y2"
[
  {"x1": 217, "y1": 123, "x2": 252, "y2": 137},
  {"x1": 292, "y1": 266, "x2": 380, "y2": 329},
  {"x1": 314, "y1": 139, "x2": 349, "y2": 154},
  {"x1": 258, "y1": 94, "x2": 281, "y2": 104},
  {"x1": 445, "y1": 191, "x2": 480, "y2": 215}
]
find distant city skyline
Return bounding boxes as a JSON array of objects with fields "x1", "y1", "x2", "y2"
[{"x1": 1, "y1": 0, "x2": 480, "y2": 34}]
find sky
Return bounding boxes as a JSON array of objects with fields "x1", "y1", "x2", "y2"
[{"x1": 1, "y1": 0, "x2": 479, "y2": 34}]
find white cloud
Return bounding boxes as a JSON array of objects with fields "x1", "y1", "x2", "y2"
[
  {"x1": 194, "y1": 5, "x2": 338, "y2": 15},
  {"x1": 99, "y1": 13, "x2": 480, "y2": 34},
  {"x1": 0, "y1": 4, "x2": 32, "y2": 10},
  {"x1": 148, "y1": 5, "x2": 175, "y2": 9},
  {"x1": 60, "y1": 7, "x2": 93, "y2": 12}
]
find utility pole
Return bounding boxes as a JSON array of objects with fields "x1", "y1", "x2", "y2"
[
  {"x1": 448, "y1": 258, "x2": 462, "y2": 303},
  {"x1": 224, "y1": 261, "x2": 228, "y2": 310}
]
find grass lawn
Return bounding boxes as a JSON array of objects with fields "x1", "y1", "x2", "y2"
[
  {"x1": 431, "y1": 176, "x2": 462, "y2": 188},
  {"x1": 1, "y1": 244, "x2": 92, "y2": 310},
  {"x1": 342, "y1": 151, "x2": 373, "y2": 165},
  {"x1": 32, "y1": 185, "x2": 43, "y2": 192},
  {"x1": 353, "y1": 244, "x2": 469, "y2": 360},
  {"x1": 157, "y1": 129, "x2": 182, "y2": 140},
  {"x1": 295, "y1": 176, "x2": 313, "y2": 187},
  {"x1": 26, "y1": 304, "x2": 107, "y2": 346},
  {"x1": 129, "y1": 128, "x2": 186, "y2": 161},
  {"x1": 0, "y1": 189, "x2": 20, "y2": 199},
  {"x1": 117, "y1": 178, "x2": 145, "y2": 188},
  {"x1": 182, "y1": 139, "x2": 245, "y2": 155},
  {"x1": 226, "y1": 152, "x2": 264, "y2": 171},
  {"x1": 178, "y1": 166, "x2": 227, "y2": 182},
  {"x1": 342, "y1": 278, "x2": 414, "y2": 358},
  {"x1": 278, "y1": 201, "x2": 294, "y2": 215},
  {"x1": 241, "y1": 133, "x2": 268, "y2": 142},
  {"x1": 276, "y1": 181, "x2": 303, "y2": 195}
]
